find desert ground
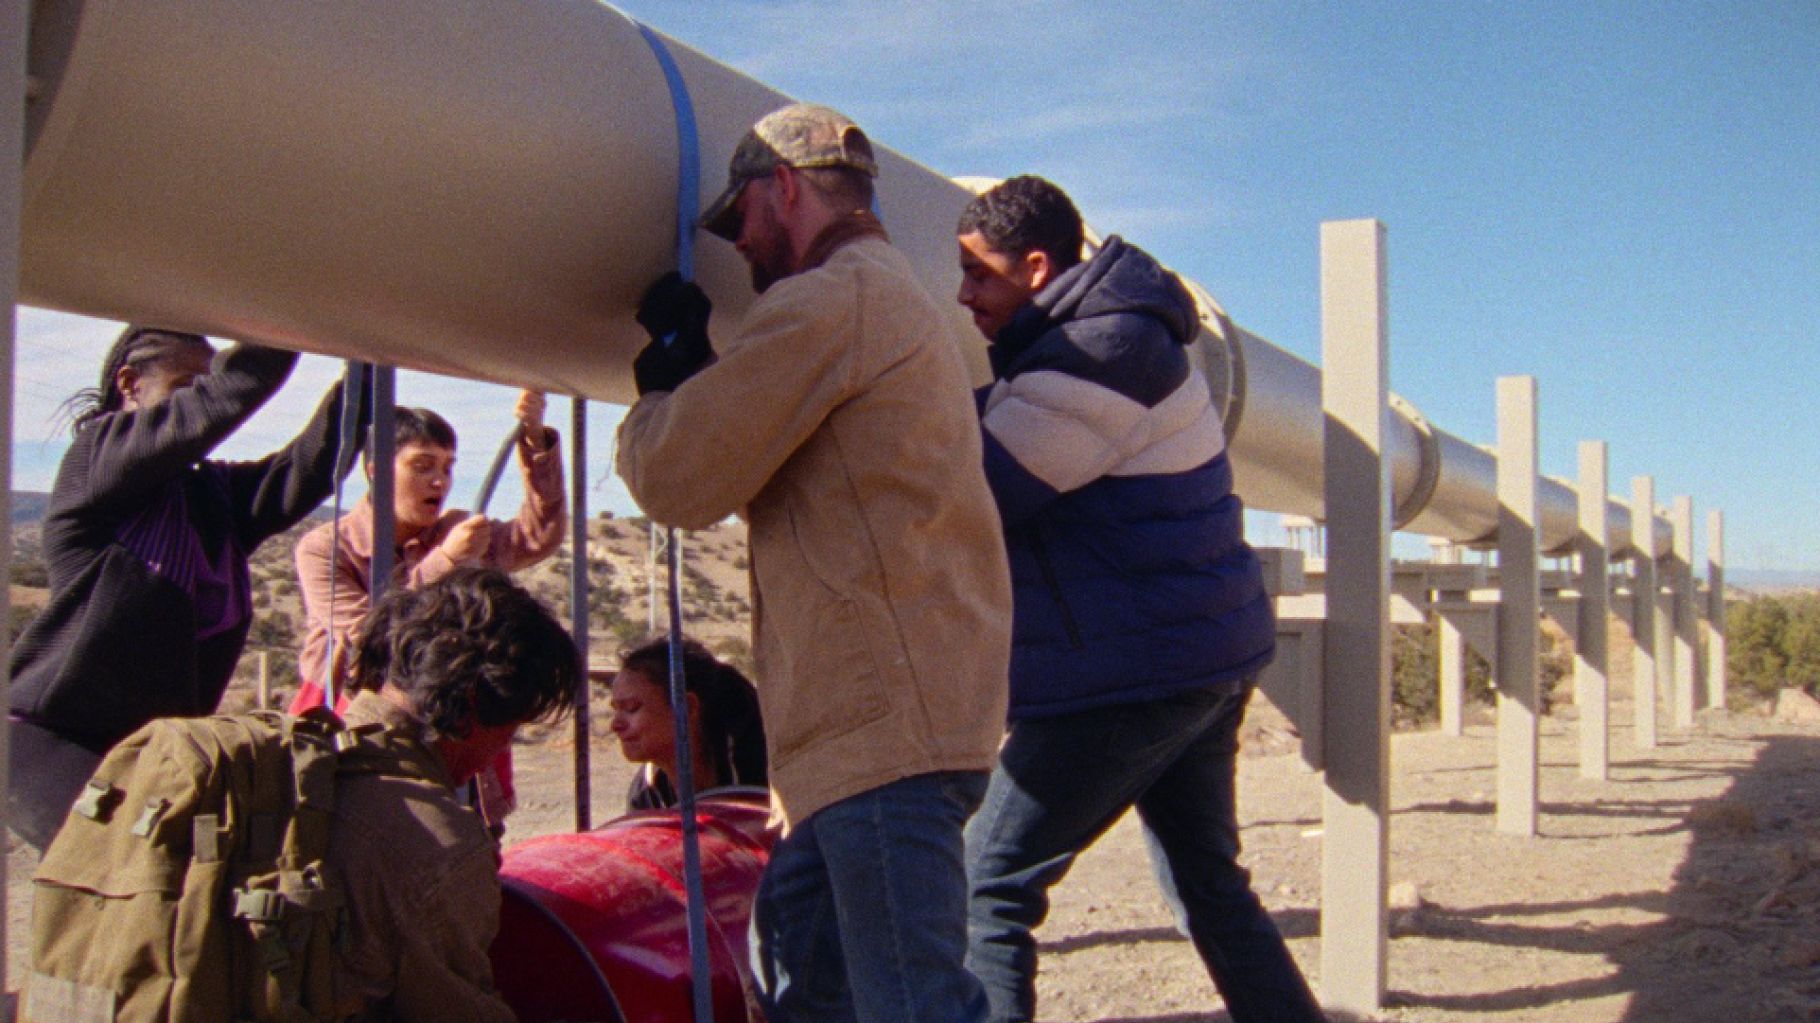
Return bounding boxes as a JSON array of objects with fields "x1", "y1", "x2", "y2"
[{"x1": 7, "y1": 516, "x2": 1813, "y2": 1020}]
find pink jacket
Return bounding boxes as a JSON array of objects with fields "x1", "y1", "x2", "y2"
[{"x1": 295, "y1": 432, "x2": 565, "y2": 687}]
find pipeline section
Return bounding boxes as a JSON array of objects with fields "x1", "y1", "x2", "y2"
[{"x1": 17, "y1": 0, "x2": 1667, "y2": 557}]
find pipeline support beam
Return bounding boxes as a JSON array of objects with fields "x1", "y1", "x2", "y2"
[
  {"x1": 1317, "y1": 219, "x2": 1391, "y2": 1014},
  {"x1": 1495, "y1": 377, "x2": 1540, "y2": 837},
  {"x1": 1707, "y1": 510, "x2": 1727, "y2": 710},
  {"x1": 1672, "y1": 496, "x2": 1696, "y2": 727},
  {"x1": 1576, "y1": 441, "x2": 1610, "y2": 780},
  {"x1": 1631, "y1": 477, "x2": 1658, "y2": 750}
]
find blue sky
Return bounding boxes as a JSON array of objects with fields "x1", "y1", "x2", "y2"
[{"x1": 12, "y1": 2, "x2": 1818, "y2": 572}]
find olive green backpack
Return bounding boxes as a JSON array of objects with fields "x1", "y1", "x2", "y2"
[{"x1": 23, "y1": 709, "x2": 430, "y2": 1023}]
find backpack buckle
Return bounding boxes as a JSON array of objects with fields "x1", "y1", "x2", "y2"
[
  {"x1": 233, "y1": 888, "x2": 287, "y2": 923},
  {"x1": 130, "y1": 798, "x2": 172, "y2": 837},
  {"x1": 73, "y1": 780, "x2": 119, "y2": 822}
]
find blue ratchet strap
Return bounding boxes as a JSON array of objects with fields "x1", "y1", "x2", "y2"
[{"x1": 632, "y1": 19, "x2": 715, "y2": 1023}]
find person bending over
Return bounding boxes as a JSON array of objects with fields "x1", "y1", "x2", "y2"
[
  {"x1": 955, "y1": 176, "x2": 1326, "y2": 1023},
  {"x1": 607, "y1": 635, "x2": 766, "y2": 812},
  {"x1": 326, "y1": 567, "x2": 578, "y2": 1022},
  {"x1": 7, "y1": 326, "x2": 366, "y2": 851}
]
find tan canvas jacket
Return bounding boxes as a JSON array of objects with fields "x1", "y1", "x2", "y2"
[
  {"x1": 327, "y1": 693, "x2": 515, "y2": 1023},
  {"x1": 618, "y1": 231, "x2": 1012, "y2": 825}
]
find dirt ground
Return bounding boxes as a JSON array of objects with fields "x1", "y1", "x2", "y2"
[{"x1": 11, "y1": 692, "x2": 1819, "y2": 1022}]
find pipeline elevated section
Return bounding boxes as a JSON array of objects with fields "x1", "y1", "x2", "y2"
[{"x1": 18, "y1": 0, "x2": 1666, "y2": 557}]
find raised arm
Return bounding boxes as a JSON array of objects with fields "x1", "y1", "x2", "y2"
[
  {"x1": 77, "y1": 344, "x2": 297, "y2": 514},
  {"x1": 224, "y1": 365, "x2": 372, "y2": 550},
  {"x1": 617, "y1": 272, "x2": 858, "y2": 529},
  {"x1": 294, "y1": 519, "x2": 371, "y2": 688},
  {"x1": 486, "y1": 390, "x2": 566, "y2": 572}
]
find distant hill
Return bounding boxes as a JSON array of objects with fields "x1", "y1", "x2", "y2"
[
  {"x1": 12, "y1": 491, "x2": 49, "y2": 524},
  {"x1": 1729, "y1": 568, "x2": 1820, "y2": 595}
]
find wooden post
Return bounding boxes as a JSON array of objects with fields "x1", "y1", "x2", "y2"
[
  {"x1": 1496, "y1": 377, "x2": 1540, "y2": 837},
  {"x1": 1631, "y1": 477, "x2": 1658, "y2": 749},
  {"x1": 1318, "y1": 219, "x2": 1391, "y2": 1014},
  {"x1": 257, "y1": 650, "x2": 271, "y2": 710},
  {"x1": 1576, "y1": 442, "x2": 1609, "y2": 780}
]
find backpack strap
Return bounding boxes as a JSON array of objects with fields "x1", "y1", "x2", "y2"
[{"x1": 233, "y1": 713, "x2": 348, "y2": 1023}]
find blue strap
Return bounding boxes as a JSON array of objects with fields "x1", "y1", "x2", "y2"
[
  {"x1": 635, "y1": 20, "x2": 701, "y2": 286},
  {"x1": 631, "y1": 21, "x2": 714, "y2": 1023}
]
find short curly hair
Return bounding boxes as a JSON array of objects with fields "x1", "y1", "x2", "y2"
[
  {"x1": 352, "y1": 567, "x2": 578, "y2": 739},
  {"x1": 957, "y1": 175, "x2": 1085, "y2": 274}
]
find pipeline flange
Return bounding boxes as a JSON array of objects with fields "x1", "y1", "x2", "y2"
[
  {"x1": 1388, "y1": 393, "x2": 1441, "y2": 531},
  {"x1": 1182, "y1": 279, "x2": 1247, "y2": 446}
]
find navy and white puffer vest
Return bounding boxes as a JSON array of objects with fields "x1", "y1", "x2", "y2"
[{"x1": 978, "y1": 236, "x2": 1274, "y2": 720}]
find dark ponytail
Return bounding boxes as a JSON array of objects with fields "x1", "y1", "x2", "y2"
[
  {"x1": 59, "y1": 325, "x2": 211, "y2": 434},
  {"x1": 619, "y1": 636, "x2": 767, "y2": 788}
]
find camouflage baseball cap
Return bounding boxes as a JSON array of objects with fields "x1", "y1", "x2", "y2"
[{"x1": 700, "y1": 103, "x2": 879, "y2": 240}]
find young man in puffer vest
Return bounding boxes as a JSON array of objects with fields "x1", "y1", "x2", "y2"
[{"x1": 955, "y1": 176, "x2": 1327, "y2": 1023}]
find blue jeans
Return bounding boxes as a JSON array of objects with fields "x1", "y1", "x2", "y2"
[
  {"x1": 965, "y1": 683, "x2": 1326, "y2": 1023},
  {"x1": 752, "y1": 770, "x2": 990, "y2": 1023}
]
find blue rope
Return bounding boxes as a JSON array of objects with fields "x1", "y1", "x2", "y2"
[{"x1": 632, "y1": 18, "x2": 714, "y2": 1023}]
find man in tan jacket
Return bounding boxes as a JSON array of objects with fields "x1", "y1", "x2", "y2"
[{"x1": 617, "y1": 103, "x2": 1011, "y2": 1023}]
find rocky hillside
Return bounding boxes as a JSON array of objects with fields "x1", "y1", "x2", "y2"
[{"x1": 9, "y1": 512, "x2": 756, "y2": 711}]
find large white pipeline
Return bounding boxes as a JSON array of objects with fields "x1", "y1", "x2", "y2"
[{"x1": 19, "y1": 0, "x2": 1667, "y2": 558}]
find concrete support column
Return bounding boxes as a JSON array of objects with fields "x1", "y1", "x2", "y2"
[
  {"x1": 1318, "y1": 219, "x2": 1391, "y2": 1015},
  {"x1": 1707, "y1": 510, "x2": 1727, "y2": 710},
  {"x1": 1438, "y1": 600, "x2": 1468, "y2": 737},
  {"x1": 1671, "y1": 497, "x2": 1697, "y2": 728},
  {"x1": 1576, "y1": 442, "x2": 1610, "y2": 781},
  {"x1": 1496, "y1": 376, "x2": 1540, "y2": 837},
  {"x1": 1631, "y1": 477, "x2": 1658, "y2": 749},
  {"x1": 1, "y1": 0, "x2": 26, "y2": 979}
]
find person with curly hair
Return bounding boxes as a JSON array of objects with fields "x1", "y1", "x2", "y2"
[
  {"x1": 7, "y1": 325, "x2": 366, "y2": 851},
  {"x1": 326, "y1": 567, "x2": 577, "y2": 1022},
  {"x1": 606, "y1": 636, "x2": 767, "y2": 811}
]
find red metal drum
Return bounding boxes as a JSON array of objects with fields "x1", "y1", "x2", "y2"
[{"x1": 491, "y1": 794, "x2": 777, "y2": 1023}]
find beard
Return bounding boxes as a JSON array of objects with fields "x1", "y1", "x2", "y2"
[{"x1": 742, "y1": 200, "x2": 794, "y2": 294}]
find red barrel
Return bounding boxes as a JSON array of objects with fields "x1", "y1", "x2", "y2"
[{"x1": 491, "y1": 795, "x2": 777, "y2": 1023}]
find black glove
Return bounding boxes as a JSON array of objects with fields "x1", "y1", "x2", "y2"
[{"x1": 633, "y1": 271, "x2": 715, "y2": 395}]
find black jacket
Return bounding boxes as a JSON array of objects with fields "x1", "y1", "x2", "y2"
[{"x1": 9, "y1": 344, "x2": 366, "y2": 751}]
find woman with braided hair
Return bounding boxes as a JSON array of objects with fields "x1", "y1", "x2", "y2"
[
  {"x1": 6, "y1": 326, "x2": 367, "y2": 850},
  {"x1": 607, "y1": 635, "x2": 768, "y2": 811}
]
